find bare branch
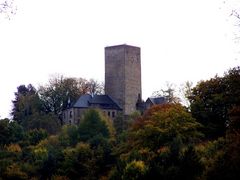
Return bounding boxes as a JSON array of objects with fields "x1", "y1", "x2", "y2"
[
  {"x1": 0, "y1": 0, "x2": 17, "y2": 20},
  {"x1": 231, "y1": 9, "x2": 240, "y2": 19}
]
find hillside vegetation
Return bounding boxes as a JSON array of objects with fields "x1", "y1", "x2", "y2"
[{"x1": 0, "y1": 67, "x2": 240, "y2": 179}]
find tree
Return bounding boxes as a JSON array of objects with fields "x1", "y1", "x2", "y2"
[
  {"x1": 21, "y1": 113, "x2": 60, "y2": 135},
  {"x1": 58, "y1": 125, "x2": 79, "y2": 147},
  {"x1": 179, "y1": 81, "x2": 193, "y2": 107},
  {"x1": 131, "y1": 104, "x2": 202, "y2": 150},
  {"x1": 123, "y1": 160, "x2": 148, "y2": 180},
  {"x1": 87, "y1": 78, "x2": 104, "y2": 95},
  {"x1": 111, "y1": 104, "x2": 203, "y2": 179},
  {"x1": 11, "y1": 84, "x2": 42, "y2": 124},
  {"x1": 78, "y1": 109, "x2": 114, "y2": 142},
  {"x1": 27, "y1": 129, "x2": 48, "y2": 145},
  {"x1": 205, "y1": 104, "x2": 240, "y2": 179},
  {"x1": 38, "y1": 75, "x2": 104, "y2": 115},
  {"x1": 179, "y1": 145, "x2": 204, "y2": 180},
  {"x1": 61, "y1": 142, "x2": 95, "y2": 179},
  {"x1": 230, "y1": 9, "x2": 240, "y2": 42},
  {"x1": 78, "y1": 109, "x2": 115, "y2": 178},
  {"x1": 0, "y1": 119, "x2": 25, "y2": 146},
  {"x1": 3, "y1": 163, "x2": 28, "y2": 179},
  {"x1": 11, "y1": 84, "x2": 61, "y2": 134},
  {"x1": 0, "y1": 119, "x2": 11, "y2": 146},
  {"x1": 113, "y1": 112, "x2": 140, "y2": 135},
  {"x1": 152, "y1": 82, "x2": 180, "y2": 103},
  {"x1": 39, "y1": 76, "x2": 84, "y2": 115},
  {"x1": 189, "y1": 66, "x2": 240, "y2": 139}
]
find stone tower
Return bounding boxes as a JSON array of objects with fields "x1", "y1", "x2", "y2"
[{"x1": 105, "y1": 44, "x2": 142, "y2": 115}]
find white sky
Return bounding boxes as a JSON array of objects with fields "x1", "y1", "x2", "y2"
[{"x1": 0, "y1": 0, "x2": 240, "y2": 119}]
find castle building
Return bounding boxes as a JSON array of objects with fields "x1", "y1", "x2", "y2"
[
  {"x1": 62, "y1": 44, "x2": 163, "y2": 125},
  {"x1": 62, "y1": 94, "x2": 121, "y2": 125}
]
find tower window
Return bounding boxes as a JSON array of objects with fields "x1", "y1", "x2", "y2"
[
  {"x1": 70, "y1": 111, "x2": 72, "y2": 118},
  {"x1": 112, "y1": 111, "x2": 115, "y2": 118},
  {"x1": 108, "y1": 111, "x2": 111, "y2": 117}
]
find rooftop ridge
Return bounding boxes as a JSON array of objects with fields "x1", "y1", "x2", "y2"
[{"x1": 105, "y1": 44, "x2": 140, "y2": 49}]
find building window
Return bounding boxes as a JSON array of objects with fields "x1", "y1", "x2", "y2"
[
  {"x1": 70, "y1": 111, "x2": 72, "y2": 118},
  {"x1": 69, "y1": 120, "x2": 71, "y2": 124},
  {"x1": 112, "y1": 111, "x2": 115, "y2": 118},
  {"x1": 108, "y1": 111, "x2": 111, "y2": 117}
]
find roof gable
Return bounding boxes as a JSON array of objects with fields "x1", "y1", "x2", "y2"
[
  {"x1": 72, "y1": 94, "x2": 122, "y2": 110},
  {"x1": 90, "y1": 95, "x2": 122, "y2": 110},
  {"x1": 73, "y1": 94, "x2": 92, "y2": 108},
  {"x1": 147, "y1": 97, "x2": 166, "y2": 105}
]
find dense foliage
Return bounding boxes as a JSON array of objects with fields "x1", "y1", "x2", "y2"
[
  {"x1": 0, "y1": 67, "x2": 239, "y2": 179},
  {"x1": 111, "y1": 104, "x2": 204, "y2": 179},
  {"x1": 189, "y1": 67, "x2": 240, "y2": 139},
  {"x1": 0, "y1": 109, "x2": 114, "y2": 179}
]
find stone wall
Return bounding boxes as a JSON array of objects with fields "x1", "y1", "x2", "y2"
[
  {"x1": 62, "y1": 107, "x2": 120, "y2": 125},
  {"x1": 124, "y1": 45, "x2": 142, "y2": 115},
  {"x1": 105, "y1": 45, "x2": 125, "y2": 109},
  {"x1": 105, "y1": 44, "x2": 142, "y2": 115},
  {"x1": 62, "y1": 108, "x2": 86, "y2": 125}
]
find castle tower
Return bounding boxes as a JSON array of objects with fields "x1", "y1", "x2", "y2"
[{"x1": 105, "y1": 44, "x2": 142, "y2": 115}]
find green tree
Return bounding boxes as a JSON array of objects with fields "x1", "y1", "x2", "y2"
[
  {"x1": 78, "y1": 109, "x2": 116, "y2": 178},
  {"x1": 0, "y1": 119, "x2": 25, "y2": 146},
  {"x1": 27, "y1": 129, "x2": 48, "y2": 145},
  {"x1": 113, "y1": 112, "x2": 140, "y2": 135},
  {"x1": 58, "y1": 125, "x2": 79, "y2": 147},
  {"x1": 11, "y1": 84, "x2": 42, "y2": 124},
  {"x1": 130, "y1": 104, "x2": 202, "y2": 150},
  {"x1": 189, "y1": 66, "x2": 240, "y2": 139},
  {"x1": 113, "y1": 113, "x2": 125, "y2": 135},
  {"x1": 21, "y1": 113, "x2": 60, "y2": 134},
  {"x1": 204, "y1": 106, "x2": 240, "y2": 179},
  {"x1": 26, "y1": 136, "x2": 64, "y2": 179},
  {"x1": 61, "y1": 142, "x2": 95, "y2": 179},
  {"x1": 78, "y1": 109, "x2": 114, "y2": 142}
]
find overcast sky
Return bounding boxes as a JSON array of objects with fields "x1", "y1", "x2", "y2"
[{"x1": 0, "y1": 0, "x2": 240, "y2": 118}]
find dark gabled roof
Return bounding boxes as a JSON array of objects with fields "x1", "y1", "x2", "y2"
[
  {"x1": 73, "y1": 94, "x2": 92, "y2": 108},
  {"x1": 89, "y1": 95, "x2": 122, "y2": 110},
  {"x1": 72, "y1": 94, "x2": 122, "y2": 110},
  {"x1": 147, "y1": 97, "x2": 166, "y2": 105}
]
